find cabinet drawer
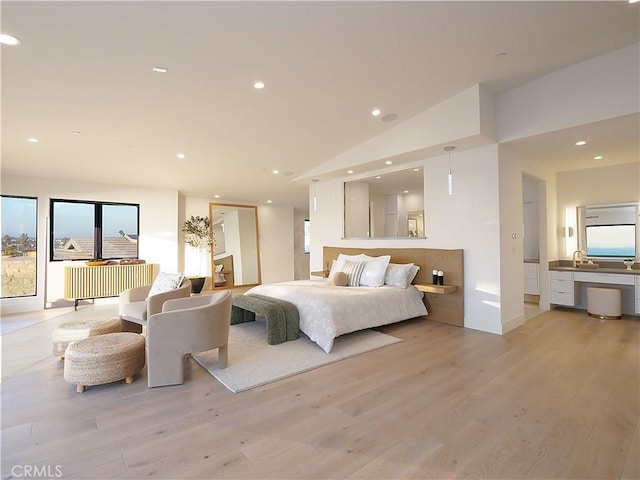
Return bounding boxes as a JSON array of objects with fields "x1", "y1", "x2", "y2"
[
  {"x1": 550, "y1": 270, "x2": 573, "y2": 281},
  {"x1": 551, "y1": 278, "x2": 573, "y2": 293},
  {"x1": 573, "y1": 272, "x2": 634, "y2": 285},
  {"x1": 551, "y1": 290, "x2": 575, "y2": 306},
  {"x1": 524, "y1": 278, "x2": 539, "y2": 295},
  {"x1": 524, "y1": 263, "x2": 539, "y2": 280}
]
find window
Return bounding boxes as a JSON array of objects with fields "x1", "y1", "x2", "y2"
[
  {"x1": 1, "y1": 195, "x2": 38, "y2": 298},
  {"x1": 50, "y1": 199, "x2": 139, "y2": 261}
]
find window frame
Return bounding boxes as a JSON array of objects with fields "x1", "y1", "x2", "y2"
[
  {"x1": 1, "y1": 194, "x2": 38, "y2": 298},
  {"x1": 49, "y1": 198, "x2": 140, "y2": 262}
]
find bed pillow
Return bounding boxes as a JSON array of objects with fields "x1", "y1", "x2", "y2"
[
  {"x1": 407, "y1": 265, "x2": 420, "y2": 284},
  {"x1": 384, "y1": 263, "x2": 415, "y2": 288},
  {"x1": 328, "y1": 253, "x2": 365, "y2": 278},
  {"x1": 330, "y1": 271, "x2": 348, "y2": 287},
  {"x1": 359, "y1": 255, "x2": 391, "y2": 287},
  {"x1": 342, "y1": 260, "x2": 366, "y2": 287},
  {"x1": 148, "y1": 272, "x2": 184, "y2": 296}
]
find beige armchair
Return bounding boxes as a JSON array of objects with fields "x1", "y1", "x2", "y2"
[
  {"x1": 146, "y1": 290, "x2": 232, "y2": 388},
  {"x1": 119, "y1": 278, "x2": 192, "y2": 333}
]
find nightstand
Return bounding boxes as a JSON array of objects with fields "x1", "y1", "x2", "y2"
[
  {"x1": 311, "y1": 270, "x2": 329, "y2": 278},
  {"x1": 414, "y1": 284, "x2": 458, "y2": 295}
]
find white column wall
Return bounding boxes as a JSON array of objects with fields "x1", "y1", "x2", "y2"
[{"x1": 309, "y1": 144, "x2": 504, "y2": 334}]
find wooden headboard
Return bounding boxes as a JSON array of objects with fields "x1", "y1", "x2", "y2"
[{"x1": 323, "y1": 246, "x2": 464, "y2": 327}]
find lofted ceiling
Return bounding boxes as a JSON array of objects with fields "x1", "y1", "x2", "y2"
[{"x1": 1, "y1": 1, "x2": 638, "y2": 211}]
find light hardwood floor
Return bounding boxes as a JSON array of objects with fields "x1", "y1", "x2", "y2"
[{"x1": 1, "y1": 303, "x2": 638, "y2": 479}]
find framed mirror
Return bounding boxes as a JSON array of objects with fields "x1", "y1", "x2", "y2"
[
  {"x1": 209, "y1": 203, "x2": 261, "y2": 288},
  {"x1": 344, "y1": 167, "x2": 424, "y2": 239}
]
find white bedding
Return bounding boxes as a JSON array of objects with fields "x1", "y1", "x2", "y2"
[{"x1": 245, "y1": 279, "x2": 428, "y2": 353}]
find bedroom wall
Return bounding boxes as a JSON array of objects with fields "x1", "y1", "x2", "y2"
[
  {"x1": 183, "y1": 197, "x2": 295, "y2": 287},
  {"x1": 309, "y1": 144, "x2": 505, "y2": 334},
  {"x1": 556, "y1": 162, "x2": 640, "y2": 261},
  {"x1": 1, "y1": 174, "x2": 180, "y2": 313}
]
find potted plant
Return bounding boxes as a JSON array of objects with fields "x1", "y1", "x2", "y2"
[{"x1": 182, "y1": 215, "x2": 213, "y2": 293}]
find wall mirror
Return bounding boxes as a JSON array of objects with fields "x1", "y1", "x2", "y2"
[
  {"x1": 344, "y1": 167, "x2": 424, "y2": 238},
  {"x1": 209, "y1": 203, "x2": 261, "y2": 288}
]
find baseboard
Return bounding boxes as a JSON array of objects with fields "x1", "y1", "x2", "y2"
[{"x1": 464, "y1": 316, "x2": 503, "y2": 335}]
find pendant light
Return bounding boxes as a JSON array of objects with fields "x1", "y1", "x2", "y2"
[
  {"x1": 312, "y1": 179, "x2": 319, "y2": 211},
  {"x1": 444, "y1": 146, "x2": 455, "y2": 195}
]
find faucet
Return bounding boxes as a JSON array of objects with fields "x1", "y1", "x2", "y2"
[{"x1": 572, "y1": 250, "x2": 584, "y2": 267}]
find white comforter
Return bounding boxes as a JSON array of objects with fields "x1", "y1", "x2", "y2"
[{"x1": 246, "y1": 279, "x2": 428, "y2": 353}]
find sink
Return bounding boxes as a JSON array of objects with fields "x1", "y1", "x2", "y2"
[{"x1": 578, "y1": 263, "x2": 599, "y2": 269}]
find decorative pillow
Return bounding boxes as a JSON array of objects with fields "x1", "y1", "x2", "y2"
[
  {"x1": 384, "y1": 263, "x2": 415, "y2": 288},
  {"x1": 407, "y1": 265, "x2": 420, "y2": 284},
  {"x1": 328, "y1": 253, "x2": 365, "y2": 278},
  {"x1": 359, "y1": 255, "x2": 391, "y2": 287},
  {"x1": 148, "y1": 272, "x2": 184, "y2": 296},
  {"x1": 213, "y1": 264, "x2": 225, "y2": 284},
  {"x1": 330, "y1": 271, "x2": 348, "y2": 287},
  {"x1": 342, "y1": 260, "x2": 366, "y2": 287}
]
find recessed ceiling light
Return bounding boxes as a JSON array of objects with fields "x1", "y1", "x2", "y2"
[
  {"x1": 371, "y1": 108, "x2": 381, "y2": 117},
  {"x1": 0, "y1": 33, "x2": 21, "y2": 46},
  {"x1": 272, "y1": 169, "x2": 279, "y2": 174},
  {"x1": 403, "y1": 190, "x2": 409, "y2": 194},
  {"x1": 214, "y1": 194, "x2": 220, "y2": 199},
  {"x1": 593, "y1": 155, "x2": 604, "y2": 160},
  {"x1": 347, "y1": 170, "x2": 354, "y2": 174},
  {"x1": 254, "y1": 81, "x2": 265, "y2": 89},
  {"x1": 385, "y1": 161, "x2": 393, "y2": 165},
  {"x1": 381, "y1": 113, "x2": 398, "y2": 122},
  {"x1": 575, "y1": 140, "x2": 587, "y2": 146},
  {"x1": 630, "y1": 0, "x2": 639, "y2": 4},
  {"x1": 71, "y1": 130, "x2": 82, "y2": 135},
  {"x1": 152, "y1": 66, "x2": 168, "y2": 73},
  {"x1": 27, "y1": 138, "x2": 39, "y2": 143},
  {"x1": 267, "y1": 200, "x2": 272, "y2": 204},
  {"x1": 177, "y1": 153, "x2": 186, "y2": 159},
  {"x1": 413, "y1": 168, "x2": 420, "y2": 172},
  {"x1": 376, "y1": 176, "x2": 382, "y2": 179},
  {"x1": 496, "y1": 52, "x2": 507, "y2": 57}
]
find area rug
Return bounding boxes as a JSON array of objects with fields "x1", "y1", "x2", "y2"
[{"x1": 192, "y1": 319, "x2": 401, "y2": 393}]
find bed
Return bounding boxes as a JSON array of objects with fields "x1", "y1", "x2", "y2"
[{"x1": 246, "y1": 279, "x2": 428, "y2": 353}]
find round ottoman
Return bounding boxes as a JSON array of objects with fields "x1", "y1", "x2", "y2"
[
  {"x1": 587, "y1": 287, "x2": 622, "y2": 320},
  {"x1": 53, "y1": 317, "x2": 122, "y2": 360},
  {"x1": 64, "y1": 332, "x2": 145, "y2": 393}
]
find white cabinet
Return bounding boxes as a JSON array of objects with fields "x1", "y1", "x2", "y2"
[
  {"x1": 550, "y1": 270, "x2": 575, "y2": 306},
  {"x1": 524, "y1": 263, "x2": 539, "y2": 295}
]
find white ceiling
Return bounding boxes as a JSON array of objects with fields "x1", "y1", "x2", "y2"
[{"x1": 2, "y1": 1, "x2": 639, "y2": 211}]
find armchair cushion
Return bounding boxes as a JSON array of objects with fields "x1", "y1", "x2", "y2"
[{"x1": 148, "y1": 272, "x2": 185, "y2": 296}]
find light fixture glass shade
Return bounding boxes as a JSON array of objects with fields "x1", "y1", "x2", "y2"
[{"x1": 444, "y1": 146, "x2": 455, "y2": 196}]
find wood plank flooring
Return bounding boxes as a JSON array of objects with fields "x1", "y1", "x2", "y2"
[{"x1": 1, "y1": 304, "x2": 638, "y2": 479}]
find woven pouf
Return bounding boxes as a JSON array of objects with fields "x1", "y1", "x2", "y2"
[
  {"x1": 53, "y1": 317, "x2": 122, "y2": 360},
  {"x1": 64, "y1": 332, "x2": 145, "y2": 393}
]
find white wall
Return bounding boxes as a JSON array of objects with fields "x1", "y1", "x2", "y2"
[
  {"x1": 309, "y1": 145, "x2": 505, "y2": 334},
  {"x1": 1, "y1": 175, "x2": 180, "y2": 313},
  {"x1": 183, "y1": 197, "x2": 296, "y2": 287},
  {"x1": 556, "y1": 162, "x2": 640, "y2": 261},
  {"x1": 498, "y1": 43, "x2": 640, "y2": 142}
]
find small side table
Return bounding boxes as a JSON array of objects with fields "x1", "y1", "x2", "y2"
[{"x1": 311, "y1": 270, "x2": 329, "y2": 278}]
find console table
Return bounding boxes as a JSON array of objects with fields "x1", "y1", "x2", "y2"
[{"x1": 64, "y1": 263, "x2": 156, "y2": 309}]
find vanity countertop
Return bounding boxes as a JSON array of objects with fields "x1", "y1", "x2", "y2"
[{"x1": 549, "y1": 265, "x2": 639, "y2": 275}]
